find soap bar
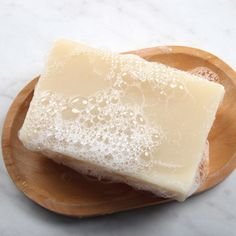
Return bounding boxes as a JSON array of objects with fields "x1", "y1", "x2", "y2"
[{"x1": 19, "y1": 39, "x2": 225, "y2": 201}]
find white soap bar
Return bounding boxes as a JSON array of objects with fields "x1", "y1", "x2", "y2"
[{"x1": 19, "y1": 39, "x2": 225, "y2": 201}]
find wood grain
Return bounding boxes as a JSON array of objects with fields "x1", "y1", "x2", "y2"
[{"x1": 2, "y1": 46, "x2": 236, "y2": 217}]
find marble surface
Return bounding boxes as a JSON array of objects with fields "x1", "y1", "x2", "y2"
[{"x1": 0, "y1": 0, "x2": 236, "y2": 235}]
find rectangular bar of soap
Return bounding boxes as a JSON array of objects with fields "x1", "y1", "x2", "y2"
[{"x1": 19, "y1": 39, "x2": 225, "y2": 201}]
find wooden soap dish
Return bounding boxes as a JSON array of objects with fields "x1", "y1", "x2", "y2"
[{"x1": 2, "y1": 46, "x2": 236, "y2": 217}]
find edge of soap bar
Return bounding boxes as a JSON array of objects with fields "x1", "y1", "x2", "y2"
[{"x1": 41, "y1": 150, "x2": 187, "y2": 201}]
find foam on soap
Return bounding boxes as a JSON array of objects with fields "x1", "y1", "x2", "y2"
[
  {"x1": 190, "y1": 67, "x2": 219, "y2": 82},
  {"x1": 20, "y1": 54, "x2": 166, "y2": 174},
  {"x1": 19, "y1": 39, "x2": 225, "y2": 201}
]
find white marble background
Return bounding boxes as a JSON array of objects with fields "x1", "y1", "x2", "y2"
[{"x1": 0, "y1": 0, "x2": 236, "y2": 235}]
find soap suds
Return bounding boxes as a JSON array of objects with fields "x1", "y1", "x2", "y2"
[
  {"x1": 188, "y1": 141, "x2": 209, "y2": 196},
  {"x1": 20, "y1": 87, "x2": 164, "y2": 175},
  {"x1": 189, "y1": 67, "x2": 219, "y2": 82}
]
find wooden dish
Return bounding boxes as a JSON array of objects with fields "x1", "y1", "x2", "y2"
[{"x1": 2, "y1": 46, "x2": 236, "y2": 217}]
